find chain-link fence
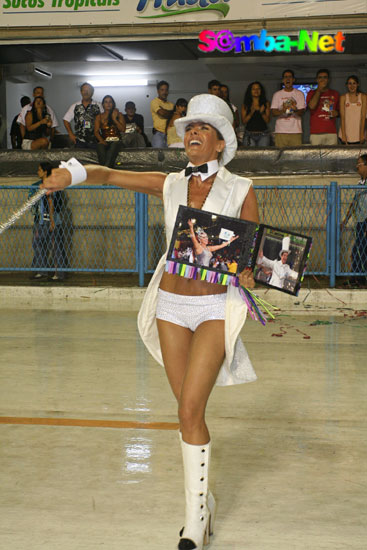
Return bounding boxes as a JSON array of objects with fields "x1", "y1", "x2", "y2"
[
  {"x1": 0, "y1": 186, "x2": 137, "y2": 277},
  {"x1": 0, "y1": 183, "x2": 364, "y2": 286},
  {"x1": 338, "y1": 185, "x2": 367, "y2": 278},
  {"x1": 255, "y1": 186, "x2": 329, "y2": 275}
]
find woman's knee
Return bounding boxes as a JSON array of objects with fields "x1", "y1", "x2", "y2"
[
  {"x1": 31, "y1": 138, "x2": 49, "y2": 150},
  {"x1": 178, "y1": 400, "x2": 205, "y2": 431}
]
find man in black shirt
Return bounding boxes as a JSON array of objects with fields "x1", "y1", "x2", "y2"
[{"x1": 123, "y1": 101, "x2": 149, "y2": 147}]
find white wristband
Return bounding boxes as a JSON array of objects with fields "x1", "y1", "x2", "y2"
[{"x1": 59, "y1": 157, "x2": 87, "y2": 186}]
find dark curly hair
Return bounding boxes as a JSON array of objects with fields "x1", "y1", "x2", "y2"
[{"x1": 243, "y1": 81, "x2": 268, "y2": 111}]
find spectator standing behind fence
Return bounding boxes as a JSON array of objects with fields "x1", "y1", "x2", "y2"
[
  {"x1": 339, "y1": 75, "x2": 367, "y2": 145},
  {"x1": 122, "y1": 101, "x2": 147, "y2": 147},
  {"x1": 63, "y1": 83, "x2": 102, "y2": 149},
  {"x1": 306, "y1": 69, "x2": 339, "y2": 146},
  {"x1": 166, "y1": 98, "x2": 188, "y2": 147},
  {"x1": 150, "y1": 80, "x2": 174, "y2": 148},
  {"x1": 271, "y1": 69, "x2": 306, "y2": 147},
  {"x1": 17, "y1": 86, "x2": 58, "y2": 143},
  {"x1": 208, "y1": 79, "x2": 222, "y2": 97},
  {"x1": 22, "y1": 97, "x2": 54, "y2": 150},
  {"x1": 29, "y1": 162, "x2": 67, "y2": 281},
  {"x1": 94, "y1": 95, "x2": 126, "y2": 168},
  {"x1": 241, "y1": 81, "x2": 271, "y2": 146},
  {"x1": 220, "y1": 84, "x2": 240, "y2": 130},
  {"x1": 341, "y1": 154, "x2": 367, "y2": 288},
  {"x1": 10, "y1": 96, "x2": 30, "y2": 149}
]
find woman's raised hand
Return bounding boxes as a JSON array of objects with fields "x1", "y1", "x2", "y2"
[{"x1": 112, "y1": 109, "x2": 120, "y2": 121}]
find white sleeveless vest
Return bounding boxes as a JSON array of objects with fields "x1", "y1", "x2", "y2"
[{"x1": 137, "y1": 166, "x2": 257, "y2": 386}]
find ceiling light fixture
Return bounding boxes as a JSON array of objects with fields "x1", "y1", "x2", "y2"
[{"x1": 88, "y1": 78, "x2": 148, "y2": 87}]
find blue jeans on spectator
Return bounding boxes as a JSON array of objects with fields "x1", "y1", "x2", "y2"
[
  {"x1": 243, "y1": 131, "x2": 270, "y2": 147},
  {"x1": 352, "y1": 220, "x2": 367, "y2": 279},
  {"x1": 151, "y1": 130, "x2": 167, "y2": 148},
  {"x1": 32, "y1": 223, "x2": 67, "y2": 278}
]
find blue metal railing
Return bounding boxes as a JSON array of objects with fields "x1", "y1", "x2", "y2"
[{"x1": 0, "y1": 183, "x2": 364, "y2": 287}]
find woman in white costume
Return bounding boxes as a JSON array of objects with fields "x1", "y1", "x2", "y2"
[{"x1": 43, "y1": 94, "x2": 259, "y2": 550}]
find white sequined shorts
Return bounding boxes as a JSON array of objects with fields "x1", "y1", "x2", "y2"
[{"x1": 156, "y1": 289, "x2": 226, "y2": 332}]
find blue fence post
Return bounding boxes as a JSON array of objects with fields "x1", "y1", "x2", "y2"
[
  {"x1": 136, "y1": 192, "x2": 147, "y2": 287},
  {"x1": 329, "y1": 181, "x2": 337, "y2": 288},
  {"x1": 143, "y1": 193, "x2": 148, "y2": 283},
  {"x1": 336, "y1": 183, "x2": 341, "y2": 279}
]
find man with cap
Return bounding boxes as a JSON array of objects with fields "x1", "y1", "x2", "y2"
[
  {"x1": 43, "y1": 94, "x2": 259, "y2": 550},
  {"x1": 122, "y1": 101, "x2": 147, "y2": 147},
  {"x1": 258, "y1": 236, "x2": 298, "y2": 289}
]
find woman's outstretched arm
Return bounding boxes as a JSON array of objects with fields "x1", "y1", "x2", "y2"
[
  {"x1": 208, "y1": 234, "x2": 239, "y2": 252},
  {"x1": 43, "y1": 165, "x2": 166, "y2": 199}
]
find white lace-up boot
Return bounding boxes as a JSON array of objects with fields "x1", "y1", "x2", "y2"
[{"x1": 178, "y1": 439, "x2": 212, "y2": 550}]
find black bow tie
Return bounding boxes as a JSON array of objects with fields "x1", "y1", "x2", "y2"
[{"x1": 185, "y1": 163, "x2": 208, "y2": 177}]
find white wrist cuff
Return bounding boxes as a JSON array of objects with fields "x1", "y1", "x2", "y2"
[{"x1": 59, "y1": 157, "x2": 87, "y2": 186}]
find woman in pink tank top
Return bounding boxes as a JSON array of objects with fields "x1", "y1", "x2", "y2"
[{"x1": 339, "y1": 75, "x2": 367, "y2": 144}]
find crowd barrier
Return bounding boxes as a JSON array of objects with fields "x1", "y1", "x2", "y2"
[{"x1": 0, "y1": 183, "x2": 365, "y2": 287}]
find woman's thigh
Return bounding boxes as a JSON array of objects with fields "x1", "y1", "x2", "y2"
[
  {"x1": 180, "y1": 319, "x2": 225, "y2": 414},
  {"x1": 31, "y1": 137, "x2": 49, "y2": 150},
  {"x1": 156, "y1": 317, "x2": 225, "y2": 406},
  {"x1": 156, "y1": 318, "x2": 193, "y2": 401}
]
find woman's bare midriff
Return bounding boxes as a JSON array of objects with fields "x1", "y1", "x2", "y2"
[{"x1": 159, "y1": 271, "x2": 227, "y2": 296}]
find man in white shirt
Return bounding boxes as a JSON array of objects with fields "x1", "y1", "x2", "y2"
[
  {"x1": 271, "y1": 70, "x2": 305, "y2": 147},
  {"x1": 258, "y1": 237, "x2": 298, "y2": 289},
  {"x1": 17, "y1": 86, "x2": 58, "y2": 140}
]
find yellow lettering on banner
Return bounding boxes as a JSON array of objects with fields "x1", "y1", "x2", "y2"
[{"x1": 318, "y1": 35, "x2": 335, "y2": 52}]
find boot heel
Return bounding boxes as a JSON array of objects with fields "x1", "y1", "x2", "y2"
[
  {"x1": 207, "y1": 491, "x2": 216, "y2": 536},
  {"x1": 203, "y1": 517, "x2": 210, "y2": 546}
]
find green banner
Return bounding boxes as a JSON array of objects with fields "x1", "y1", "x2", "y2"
[{"x1": 137, "y1": 3, "x2": 230, "y2": 18}]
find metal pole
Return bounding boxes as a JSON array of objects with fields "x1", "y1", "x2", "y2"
[
  {"x1": 136, "y1": 192, "x2": 146, "y2": 288},
  {"x1": 329, "y1": 181, "x2": 337, "y2": 288}
]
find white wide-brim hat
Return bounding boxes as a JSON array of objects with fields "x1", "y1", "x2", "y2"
[{"x1": 174, "y1": 94, "x2": 237, "y2": 166}]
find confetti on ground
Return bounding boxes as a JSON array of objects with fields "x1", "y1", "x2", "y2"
[{"x1": 271, "y1": 324, "x2": 311, "y2": 339}]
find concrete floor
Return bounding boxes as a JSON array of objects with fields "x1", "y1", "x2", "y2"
[{"x1": 0, "y1": 303, "x2": 366, "y2": 549}]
